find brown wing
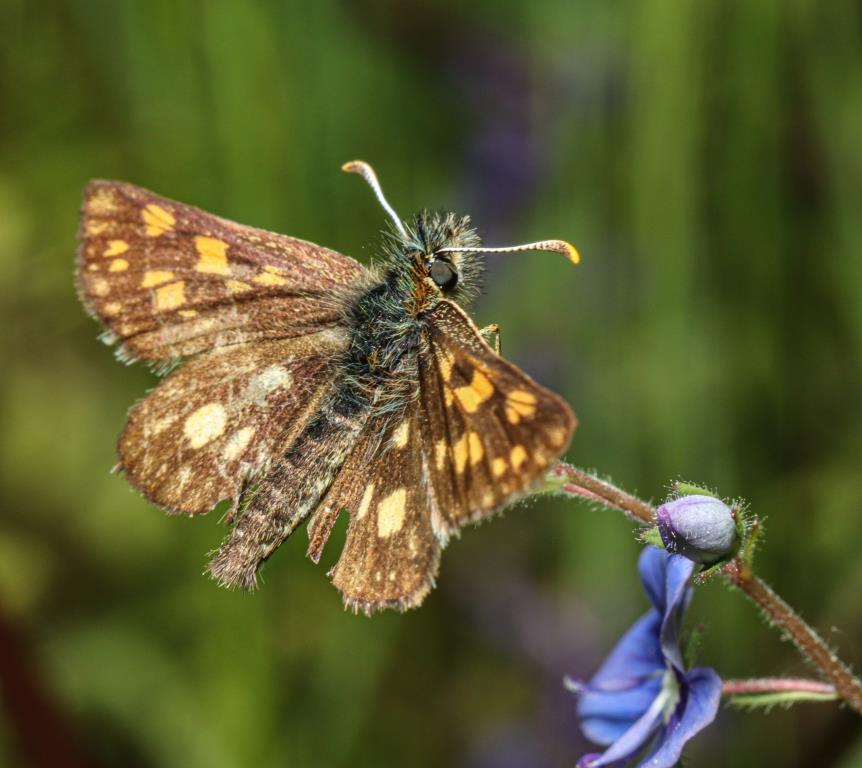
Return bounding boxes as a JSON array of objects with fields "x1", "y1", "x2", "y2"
[
  {"x1": 119, "y1": 327, "x2": 348, "y2": 516},
  {"x1": 418, "y1": 300, "x2": 576, "y2": 541},
  {"x1": 76, "y1": 180, "x2": 368, "y2": 361},
  {"x1": 306, "y1": 405, "x2": 441, "y2": 614}
]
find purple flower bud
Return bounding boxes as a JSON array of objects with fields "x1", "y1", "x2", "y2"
[{"x1": 656, "y1": 495, "x2": 738, "y2": 564}]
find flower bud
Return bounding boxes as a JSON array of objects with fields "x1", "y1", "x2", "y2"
[{"x1": 656, "y1": 495, "x2": 738, "y2": 564}]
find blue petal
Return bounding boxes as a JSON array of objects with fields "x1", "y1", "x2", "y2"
[
  {"x1": 659, "y1": 554, "x2": 695, "y2": 673},
  {"x1": 589, "y1": 611, "x2": 664, "y2": 689},
  {"x1": 638, "y1": 667, "x2": 722, "y2": 768},
  {"x1": 637, "y1": 546, "x2": 668, "y2": 611},
  {"x1": 584, "y1": 685, "x2": 666, "y2": 766},
  {"x1": 579, "y1": 675, "x2": 662, "y2": 745}
]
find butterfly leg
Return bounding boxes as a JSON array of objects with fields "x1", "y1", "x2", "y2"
[
  {"x1": 208, "y1": 405, "x2": 367, "y2": 589},
  {"x1": 479, "y1": 323, "x2": 501, "y2": 355}
]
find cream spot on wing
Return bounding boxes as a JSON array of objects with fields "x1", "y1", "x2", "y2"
[
  {"x1": 179, "y1": 309, "x2": 198, "y2": 318},
  {"x1": 194, "y1": 236, "x2": 231, "y2": 275},
  {"x1": 481, "y1": 490, "x2": 495, "y2": 507},
  {"x1": 154, "y1": 281, "x2": 186, "y2": 311},
  {"x1": 454, "y1": 369, "x2": 494, "y2": 413},
  {"x1": 444, "y1": 386, "x2": 454, "y2": 407},
  {"x1": 248, "y1": 365, "x2": 291, "y2": 405},
  {"x1": 510, "y1": 445, "x2": 528, "y2": 471},
  {"x1": 108, "y1": 258, "x2": 128, "y2": 272},
  {"x1": 177, "y1": 467, "x2": 192, "y2": 489},
  {"x1": 435, "y1": 438, "x2": 448, "y2": 470},
  {"x1": 467, "y1": 431, "x2": 484, "y2": 465},
  {"x1": 150, "y1": 415, "x2": 175, "y2": 436},
  {"x1": 103, "y1": 240, "x2": 129, "y2": 257},
  {"x1": 392, "y1": 420, "x2": 410, "y2": 449},
  {"x1": 103, "y1": 301, "x2": 121, "y2": 316},
  {"x1": 222, "y1": 426, "x2": 255, "y2": 461},
  {"x1": 91, "y1": 278, "x2": 110, "y2": 297},
  {"x1": 357, "y1": 484, "x2": 375, "y2": 520},
  {"x1": 142, "y1": 204, "x2": 175, "y2": 236},
  {"x1": 183, "y1": 403, "x2": 227, "y2": 448},
  {"x1": 87, "y1": 263, "x2": 100, "y2": 272},
  {"x1": 377, "y1": 488, "x2": 407, "y2": 537},
  {"x1": 87, "y1": 188, "x2": 117, "y2": 214},
  {"x1": 86, "y1": 220, "x2": 108, "y2": 236},
  {"x1": 226, "y1": 279, "x2": 252, "y2": 295},
  {"x1": 141, "y1": 270, "x2": 174, "y2": 288},
  {"x1": 492, "y1": 457, "x2": 507, "y2": 478}
]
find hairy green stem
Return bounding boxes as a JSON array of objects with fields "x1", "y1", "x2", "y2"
[{"x1": 551, "y1": 462, "x2": 862, "y2": 717}]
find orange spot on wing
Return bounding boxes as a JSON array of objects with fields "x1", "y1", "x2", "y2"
[
  {"x1": 253, "y1": 266, "x2": 288, "y2": 287},
  {"x1": 142, "y1": 204, "x2": 175, "y2": 236},
  {"x1": 103, "y1": 240, "x2": 129, "y2": 257},
  {"x1": 454, "y1": 370, "x2": 494, "y2": 413},
  {"x1": 510, "y1": 445, "x2": 528, "y2": 471},
  {"x1": 154, "y1": 281, "x2": 186, "y2": 311},
  {"x1": 141, "y1": 270, "x2": 175, "y2": 288},
  {"x1": 194, "y1": 236, "x2": 231, "y2": 275},
  {"x1": 226, "y1": 279, "x2": 252, "y2": 295}
]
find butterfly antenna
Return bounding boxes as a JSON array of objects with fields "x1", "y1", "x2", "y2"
[
  {"x1": 438, "y1": 239, "x2": 581, "y2": 265},
  {"x1": 341, "y1": 160, "x2": 408, "y2": 237}
]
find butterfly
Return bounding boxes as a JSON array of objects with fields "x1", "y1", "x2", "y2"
[{"x1": 76, "y1": 161, "x2": 579, "y2": 613}]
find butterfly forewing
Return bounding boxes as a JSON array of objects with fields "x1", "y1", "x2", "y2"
[
  {"x1": 77, "y1": 180, "x2": 368, "y2": 361},
  {"x1": 118, "y1": 328, "x2": 348, "y2": 515},
  {"x1": 419, "y1": 300, "x2": 576, "y2": 539}
]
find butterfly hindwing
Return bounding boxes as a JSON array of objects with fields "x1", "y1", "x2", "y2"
[
  {"x1": 118, "y1": 328, "x2": 349, "y2": 516},
  {"x1": 77, "y1": 180, "x2": 368, "y2": 361},
  {"x1": 419, "y1": 300, "x2": 576, "y2": 539},
  {"x1": 308, "y1": 406, "x2": 441, "y2": 613},
  {"x1": 302, "y1": 300, "x2": 575, "y2": 613}
]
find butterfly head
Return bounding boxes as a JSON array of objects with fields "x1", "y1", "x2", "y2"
[
  {"x1": 403, "y1": 210, "x2": 483, "y2": 306},
  {"x1": 342, "y1": 160, "x2": 581, "y2": 311}
]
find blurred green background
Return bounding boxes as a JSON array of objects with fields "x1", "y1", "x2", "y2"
[{"x1": 2, "y1": 1, "x2": 862, "y2": 766}]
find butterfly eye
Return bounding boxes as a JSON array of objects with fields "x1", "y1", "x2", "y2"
[{"x1": 429, "y1": 259, "x2": 458, "y2": 291}]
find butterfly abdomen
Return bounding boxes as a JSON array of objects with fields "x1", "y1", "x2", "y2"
[{"x1": 208, "y1": 392, "x2": 368, "y2": 589}]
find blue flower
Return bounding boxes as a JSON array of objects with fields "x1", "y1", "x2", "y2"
[{"x1": 566, "y1": 547, "x2": 721, "y2": 767}]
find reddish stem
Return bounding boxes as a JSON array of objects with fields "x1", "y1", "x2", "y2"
[
  {"x1": 721, "y1": 560, "x2": 862, "y2": 716},
  {"x1": 722, "y1": 678, "x2": 836, "y2": 697},
  {"x1": 552, "y1": 464, "x2": 655, "y2": 524}
]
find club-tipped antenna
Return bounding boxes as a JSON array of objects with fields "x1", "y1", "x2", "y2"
[
  {"x1": 438, "y1": 239, "x2": 581, "y2": 265},
  {"x1": 341, "y1": 160, "x2": 407, "y2": 237}
]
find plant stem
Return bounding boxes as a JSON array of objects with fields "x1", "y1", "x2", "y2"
[
  {"x1": 550, "y1": 462, "x2": 862, "y2": 716},
  {"x1": 551, "y1": 464, "x2": 655, "y2": 524},
  {"x1": 721, "y1": 560, "x2": 862, "y2": 716},
  {"x1": 721, "y1": 678, "x2": 836, "y2": 697}
]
